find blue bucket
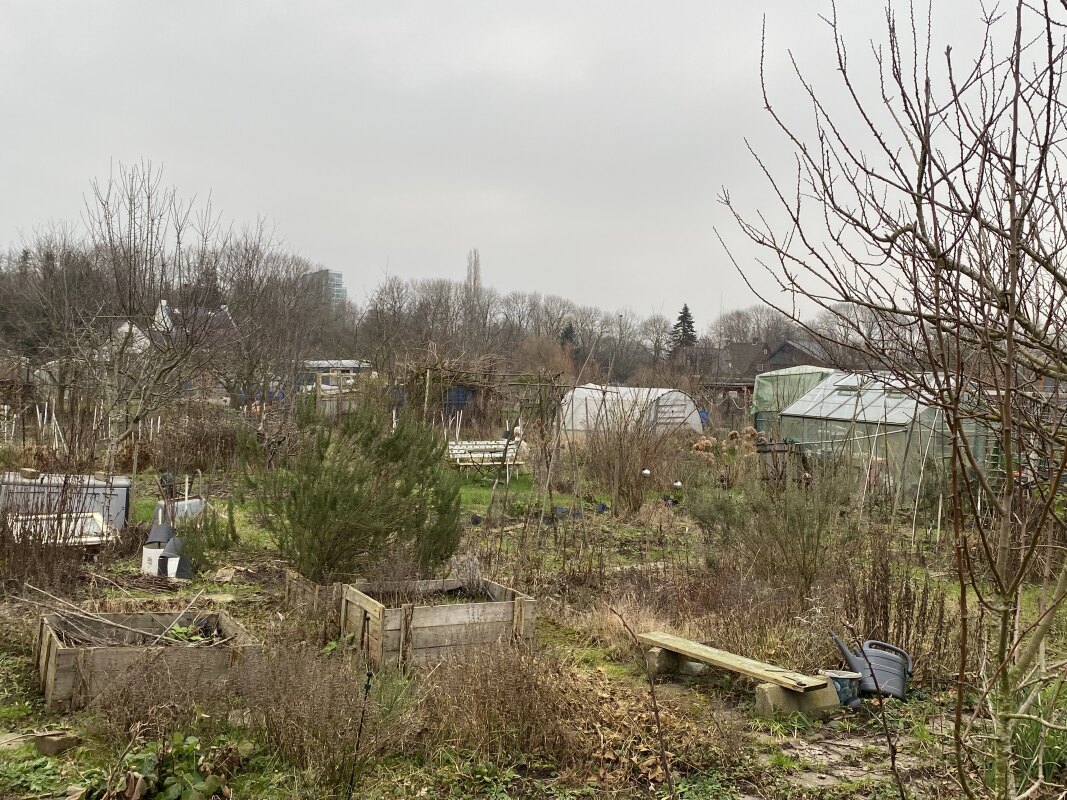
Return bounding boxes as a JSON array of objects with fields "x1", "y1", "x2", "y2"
[{"x1": 822, "y1": 670, "x2": 863, "y2": 707}]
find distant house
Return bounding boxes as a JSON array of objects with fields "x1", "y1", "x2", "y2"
[
  {"x1": 109, "y1": 300, "x2": 235, "y2": 354},
  {"x1": 767, "y1": 340, "x2": 834, "y2": 371},
  {"x1": 298, "y1": 359, "x2": 375, "y2": 392},
  {"x1": 725, "y1": 341, "x2": 774, "y2": 381}
]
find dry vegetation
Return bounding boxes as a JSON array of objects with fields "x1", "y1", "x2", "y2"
[{"x1": 0, "y1": 393, "x2": 1024, "y2": 799}]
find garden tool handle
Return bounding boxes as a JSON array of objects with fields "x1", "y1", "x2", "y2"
[{"x1": 864, "y1": 640, "x2": 913, "y2": 673}]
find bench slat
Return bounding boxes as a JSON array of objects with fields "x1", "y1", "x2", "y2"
[{"x1": 637, "y1": 631, "x2": 827, "y2": 692}]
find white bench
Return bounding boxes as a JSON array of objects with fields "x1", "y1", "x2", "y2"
[{"x1": 446, "y1": 439, "x2": 525, "y2": 476}]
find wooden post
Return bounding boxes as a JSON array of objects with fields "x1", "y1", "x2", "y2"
[
  {"x1": 399, "y1": 603, "x2": 415, "y2": 668},
  {"x1": 423, "y1": 369, "x2": 431, "y2": 422},
  {"x1": 339, "y1": 591, "x2": 348, "y2": 640}
]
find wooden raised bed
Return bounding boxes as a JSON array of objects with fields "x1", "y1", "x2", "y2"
[
  {"x1": 283, "y1": 569, "x2": 346, "y2": 620},
  {"x1": 340, "y1": 579, "x2": 535, "y2": 668},
  {"x1": 36, "y1": 610, "x2": 259, "y2": 711}
]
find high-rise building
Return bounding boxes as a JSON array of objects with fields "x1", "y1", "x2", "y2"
[{"x1": 307, "y1": 269, "x2": 347, "y2": 303}]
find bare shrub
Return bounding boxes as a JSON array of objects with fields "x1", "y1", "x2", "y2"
[
  {"x1": 693, "y1": 464, "x2": 858, "y2": 596},
  {"x1": 840, "y1": 537, "x2": 968, "y2": 686},
  {"x1": 233, "y1": 642, "x2": 415, "y2": 789},
  {"x1": 416, "y1": 645, "x2": 739, "y2": 787},
  {"x1": 565, "y1": 592, "x2": 701, "y2": 662},
  {"x1": 139, "y1": 407, "x2": 244, "y2": 474},
  {"x1": 0, "y1": 484, "x2": 89, "y2": 590},
  {"x1": 568, "y1": 564, "x2": 838, "y2": 676},
  {"x1": 87, "y1": 651, "x2": 233, "y2": 742},
  {"x1": 570, "y1": 547, "x2": 964, "y2": 684},
  {"x1": 583, "y1": 400, "x2": 692, "y2": 518},
  {"x1": 415, "y1": 646, "x2": 584, "y2": 764}
]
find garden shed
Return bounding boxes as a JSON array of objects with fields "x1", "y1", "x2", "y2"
[
  {"x1": 778, "y1": 372, "x2": 961, "y2": 495},
  {"x1": 751, "y1": 365, "x2": 834, "y2": 435},
  {"x1": 559, "y1": 384, "x2": 703, "y2": 439}
]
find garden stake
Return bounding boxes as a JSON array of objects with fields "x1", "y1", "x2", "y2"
[{"x1": 344, "y1": 670, "x2": 374, "y2": 800}]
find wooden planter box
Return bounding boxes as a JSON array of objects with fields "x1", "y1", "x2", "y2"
[
  {"x1": 36, "y1": 610, "x2": 260, "y2": 711},
  {"x1": 341, "y1": 579, "x2": 535, "y2": 668},
  {"x1": 283, "y1": 569, "x2": 346, "y2": 620}
]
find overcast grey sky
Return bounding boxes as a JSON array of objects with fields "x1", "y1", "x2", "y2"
[{"x1": 1, "y1": 1, "x2": 980, "y2": 327}]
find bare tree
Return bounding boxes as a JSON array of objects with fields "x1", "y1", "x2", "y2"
[
  {"x1": 214, "y1": 227, "x2": 327, "y2": 406},
  {"x1": 722, "y1": 3, "x2": 1067, "y2": 796},
  {"x1": 74, "y1": 162, "x2": 234, "y2": 472},
  {"x1": 640, "y1": 314, "x2": 674, "y2": 370}
]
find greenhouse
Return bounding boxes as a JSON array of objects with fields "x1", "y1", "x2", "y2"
[
  {"x1": 560, "y1": 384, "x2": 703, "y2": 439},
  {"x1": 751, "y1": 365, "x2": 834, "y2": 435},
  {"x1": 778, "y1": 372, "x2": 968, "y2": 495}
]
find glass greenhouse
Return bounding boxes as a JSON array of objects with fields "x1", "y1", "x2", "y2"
[
  {"x1": 752, "y1": 365, "x2": 835, "y2": 435},
  {"x1": 777, "y1": 372, "x2": 974, "y2": 494}
]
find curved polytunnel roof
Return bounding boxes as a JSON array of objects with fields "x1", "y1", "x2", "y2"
[
  {"x1": 561, "y1": 384, "x2": 703, "y2": 432},
  {"x1": 779, "y1": 372, "x2": 925, "y2": 426}
]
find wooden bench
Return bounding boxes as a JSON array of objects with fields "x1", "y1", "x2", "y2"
[{"x1": 637, "y1": 631, "x2": 828, "y2": 692}]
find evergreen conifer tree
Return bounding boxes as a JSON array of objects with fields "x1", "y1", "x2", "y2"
[{"x1": 669, "y1": 304, "x2": 697, "y2": 356}]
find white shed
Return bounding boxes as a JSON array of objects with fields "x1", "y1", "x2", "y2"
[{"x1": 560, "y1": 384, "x2": 703, "y2": 436}]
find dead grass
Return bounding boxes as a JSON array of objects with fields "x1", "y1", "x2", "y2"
[
  {"x1": 233, "y1": 642, "x2": 415, "y2": 788},
  {"x1": 564, "y1": 592, "x2": 700, "y2": 663},
  {"x1": 414, "y1": 644, "x2": 742, "y2": 788}
]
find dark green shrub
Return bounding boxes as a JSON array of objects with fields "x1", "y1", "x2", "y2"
[{"x1": 245, "y1": 404, "x2": 461, "y2": 583}]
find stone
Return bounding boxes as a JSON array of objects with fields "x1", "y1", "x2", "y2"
[
  {"x1": 34, "y1": 731, "x2": 80, "y2": 756},
  {"x1": 644, "y1": 647, "x2": 680, "y2": 677},
  {"x1": 676, "y1": 659, "x2": 707, "y2": 677},
  {"x1": 753, "y1": 683, "x2": 841, "y2": 719}
]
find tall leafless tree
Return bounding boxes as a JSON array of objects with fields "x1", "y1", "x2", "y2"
[{"x1": 722, "y1": 3, "x2": 1067, "y2": 795}]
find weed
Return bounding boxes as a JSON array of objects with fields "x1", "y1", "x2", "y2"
[
  {"x1": 767, "y1": 751, "x2": 801, "y2": 772},
  {"x1": 0, "y1": 751, "x2": 65, "y2": 796}
]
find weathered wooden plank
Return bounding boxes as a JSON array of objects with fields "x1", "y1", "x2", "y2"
[
  {"x1": 485, "y1": 580, "x2": 518, "y2": 602},
  {"x1": 285, "y1": 570, "x2": 345, "y2": 618},
  {"x1": 412, "y1": 602, "x2": 514, "y2": 629},
  {"x1": 409, "y1": 621, "x2": 512, "y2": 649},
  {"x1": 407, "y1": 642, "x2": 505, "y2": 666},
  {"x1": 636, "y1": 631, "x2": 827, "y2": 692},
  {"x1": 217, "y1": 610, "x2": 260, "y2": 650},
  {"x1": 343, "y1": 584, "x2": 387, "y2": 613},
  {"x1": 513, "y1": 597, "x2": 536, "y2": 643},
  {"x1": 374, "y1": 601, "x2": 514, "y2": 631},
  {"x1": 46, "y1": 649, "x2": 76, "y2": 709},
  {"x1": 350, "y1": 579, "x2": 463, "y2": 596}
]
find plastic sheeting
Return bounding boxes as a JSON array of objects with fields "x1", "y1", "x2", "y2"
[
  {"x1": 560, "y1": 384, "x2": 703, "y2": 434},
  {"x1": 751, "y1": 366, "x2": 834, "y2": 434}
]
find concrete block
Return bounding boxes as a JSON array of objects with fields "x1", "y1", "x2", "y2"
[
  {"x1": 753, "y1": 682, "x2": 841, "y2": 719},
  {"x1": 645, "y1": 646, "x2": 680, "y2": 677},
  {"x1": 35, "y1": 731, "x2": 80, "y2": 756}
]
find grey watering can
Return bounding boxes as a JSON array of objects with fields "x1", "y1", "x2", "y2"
[{"x1": 829, "y1": 630, "x2": 912, "y2": 700}]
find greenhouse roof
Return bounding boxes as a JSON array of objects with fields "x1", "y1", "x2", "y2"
[{"x1": 779, "y1": 372, "x2": 925, "y2": 426}]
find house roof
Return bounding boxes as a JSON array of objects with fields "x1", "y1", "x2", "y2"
[
  {"x1": 772, "y1": 339, "x2": 833, "y2": 364},
  {"x1": 304, "y1": 359, "x2": 371, "y2": 371},
  {"x1": 160, "y1": 302, "x2": 235, "y2": 334}
]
